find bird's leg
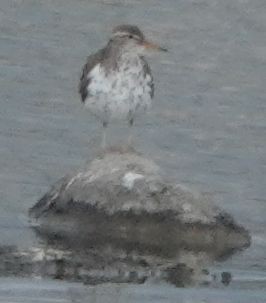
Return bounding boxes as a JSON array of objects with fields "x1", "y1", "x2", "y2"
[
  {"x1": 101, "y1": 121, "x2": 108, "y2": 149},
  {"x1": 127, "y1": 117, "x2": 134, "y2": 147}
]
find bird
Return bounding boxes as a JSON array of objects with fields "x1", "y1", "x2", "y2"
[{"x1": 78, "y1": 24, "x2": 167, "y2": 149}]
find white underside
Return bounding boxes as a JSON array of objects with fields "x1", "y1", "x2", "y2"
[{"x1": 84, "y1": 56, "x2": 152, "y2": 123}]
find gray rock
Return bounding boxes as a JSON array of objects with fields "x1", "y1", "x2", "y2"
[{"x1": 29, "y1": 149, "x2": 250, "y2": 259}]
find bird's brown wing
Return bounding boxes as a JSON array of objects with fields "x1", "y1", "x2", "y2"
[
  {"x1": 79, "y1": 48, "x2": 105, "y2": 103},
  {"x1": 141, "y1": 57, "x2": 154, "y2": 99}
]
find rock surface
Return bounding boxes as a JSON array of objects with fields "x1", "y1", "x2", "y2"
[
  {"x1": 26, "y1": 149, "x2": 251, "y2": 285},
  {"x1": 29, "y1": 149, "x2": 250, "y2": 258}
]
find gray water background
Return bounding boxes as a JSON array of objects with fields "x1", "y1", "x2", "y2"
[{"x1": 0, "y1": 0, "x2": 266, "y2": 301}]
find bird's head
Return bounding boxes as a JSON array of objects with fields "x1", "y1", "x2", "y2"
[{"x1": 110, "y1": 24, "x2": 167, "y2": 55}]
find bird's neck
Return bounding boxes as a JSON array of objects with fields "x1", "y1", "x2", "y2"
[
  {"x1": 104, "y1": 41, "x2": 141, "y2": 72},
  {"x1": 119, "y1": 50, "x2": 140, "y2": 63}
]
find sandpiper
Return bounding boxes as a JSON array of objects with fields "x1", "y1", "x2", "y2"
[{"x1": 79, "y1": 24, "x2": 167, "y2": 148}]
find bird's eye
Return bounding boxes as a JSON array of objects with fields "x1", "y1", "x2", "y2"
[{"x1": 128, "y1": 35, "x2": 133, "y2": 39}]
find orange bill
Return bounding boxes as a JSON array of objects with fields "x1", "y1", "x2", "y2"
[{"x1": 142, "y1": 40, "x2": 168, "y2": 52}]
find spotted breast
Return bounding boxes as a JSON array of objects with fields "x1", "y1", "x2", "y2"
[{"x1": 79, "y1": 48, "x2": 154, "y2": 125}]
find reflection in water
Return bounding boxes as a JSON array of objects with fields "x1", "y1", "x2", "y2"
[
  {"x1": 0, "y1": 244, "x2": 225, "y2": 287},
  {"x1": 0, "y1": 209, "x2": 249, "y2": 287}
]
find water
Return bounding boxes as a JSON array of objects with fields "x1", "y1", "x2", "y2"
[
  {"x1": 0, "y1": 0, "x2": 266, "y2": 301},
  {"x1": 1, "y1": 278, "x2": 266, "y2": 303}
]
